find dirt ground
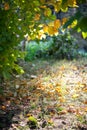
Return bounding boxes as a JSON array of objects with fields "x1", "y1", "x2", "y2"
[{"x1": 0, "y1": 57, "x2": 87, "y2": 130}]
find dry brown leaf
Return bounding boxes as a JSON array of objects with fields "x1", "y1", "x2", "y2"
[{"x1": 4, "y1": 2, "x2": 10, "y2": 10}]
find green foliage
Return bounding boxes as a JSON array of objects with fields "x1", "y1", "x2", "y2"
[
  {"x1": 25, "y1": 30, "x2": 78, "y2": 60},
  {"x1": 63, "y1": 5, "x2": 87, "y2": 39},
  {"x1": 25, "y1": 39, "x2": 53, "y2": 61},
  {"x1": 77, "y1": 0, "x2": 87, "y2": 4},
  {"x1": 25, "y1": 41, "x2": 40, "y2": 61},
  {"x1": 78, "y1": 49, "x2": 87, "y2": 58},
  {"x1": 51, "y1": 29, "x2": 78, "y2": 59},
  {"x1": 0, "y1": 0, "x2": 87, "y2": 79},
  {"x1": 0, "y1": 1, "x2": 25, "y2": 79},
  {"x1": 42, "y1": 29, "x2": 78, "y2": 60},
  {"x1": 0, "y1": 0, "x2": 46, "y2": 79},
  {"x1": 0, "y1": 87, "x2": 3, "y2": 95}
]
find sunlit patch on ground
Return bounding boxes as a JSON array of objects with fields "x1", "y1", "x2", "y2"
[{"x1": 0, "y1": 58, "x2": 87, "y2": 129}]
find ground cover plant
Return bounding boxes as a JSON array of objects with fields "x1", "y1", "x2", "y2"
[{"x1": 0, "y1": 58, "x2": 87, "y2": 130}]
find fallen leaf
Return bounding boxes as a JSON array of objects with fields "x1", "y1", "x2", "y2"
[
  {"x1": 58, "y1": 110, "x2": 67, "y2": 115},
  {"x1": 83, "y1": 100, "x2": 87, "y2": 104},
  {"x1": 84, "y1": 107, "x2": 87, "y2": 112},
  {"x1": 72, "y1": 94, "x2": 79, "y2": 99},
  {"x1": 67, "y1": 106, "x2": 76, "y2": 113},
  {"x1": 1, "y1": 105, "x2": 6, "y2": 110}
]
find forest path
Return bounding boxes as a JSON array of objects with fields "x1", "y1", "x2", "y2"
[{"x1": 0, "y1": 58, "x2": 87, "y2": 130}]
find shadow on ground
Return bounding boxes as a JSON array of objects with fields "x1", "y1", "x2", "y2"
[{"x1": 0, "y1": 107, "x2": 21, "y2": 130}]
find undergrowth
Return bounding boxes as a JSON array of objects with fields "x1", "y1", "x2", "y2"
[{"x1": 24, "y1": 29, "x2": 81, "y2": 61}]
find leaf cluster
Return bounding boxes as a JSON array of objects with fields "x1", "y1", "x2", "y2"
[{"x1": 0, "y1": 0, "x2": 87, "y2": 79}]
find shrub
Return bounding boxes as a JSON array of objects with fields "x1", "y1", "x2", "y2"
[
  {"x1": 25, "y1": 38, "x2": 54, "y2": 61},
  {"x1": 25, "y1": 29, "x2": 79, "y2": 61},
  {"x1": 25, "y1": 41, "x2": 40, "y2": 61},
  {"x1": 46, "y1": 29, "x2": 79, "y2": 60}
]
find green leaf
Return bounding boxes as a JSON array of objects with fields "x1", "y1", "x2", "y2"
[
  {"x1": 78, "y1": 17, "x2": 87, "y2": 32},
  {"x1": 61, "y1": 0, "x2": 68, "y2": 12},
  {"x1": 0, "y1": 47, "x2": 4, "y2": 51},
  {"x1": 63, "y1": 11, "x2": 81, "y2": 29},
  {"x1": 82, "y1": 32, "x2": 87, "y2": 39},
  {"x1": 2, "y1": 71, "x2": 10, "y2": 79},
  {"x1": 44, "y1": 8, "x2": 52, "y2": 17}
]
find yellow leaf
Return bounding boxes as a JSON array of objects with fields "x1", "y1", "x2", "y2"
[
  {"x1": 68, "y1": 20, "x2": 78, "y2": 29},
  {"x1": 54, "y1": 19, "x2": 61, "y2": 29},
  {"x1": 59, "y1": 110, "x2": 67, "y2": 115},
  {"x1": 26, "y1": 113, "x2": 32, "y2": 117},
  {"x1": 54, "y1": 1, "x2": 61, "y2": 12},
  {"x1": 43, "y1": 25, "x2": 49, "y2": 33},
  {"x1": 59, "y1": 97, "x2": 66, "y2": 103},
  {"x1": 61, "y1": 17, "x2": 68, "y2": 25},
  {"x1": 47, "y1": 119, "x2": 53, "y2": 125},
  {"x1": 77, "y1": 82, "x2": 85, "y2": 88},
  {"x1": 71, "y1": 20, "x2": 78, "y2": 28},
  {"x1": 38, "y1": 24, "x2": 44, "y2": 28},
  {"x1": 53, "y1": 27, "x2": 58, "y2": 35},
  {"x1": 82, "y1": 32, "x2": 87, "y2": 39},
  {"x1": 61, "y1": 2, "x2": 68, "y2": 12},
  {"x1": 54, "y1": 5, "x2": 61, "y2": 12},
  {"x1": 48, "y1": 83, "x2": 53, "y2": 89},
  {"x1": 68, "y1": 0, "x2": 77, "y2": 7},
  {"x1": 40, "y1": 5, "x2": 46, "y2": 9},
  {"x1": 28, "y1": 36, "x2": 31, "y2": 40},
  {"x1": 60, "y1": 65, "x2": 65, "y2": 70},
  {"x1": 72, "y1": 94, "x2": 79, "y2": 99},
  {"x1": 82, "y1": 87, "x2": 87, "y2": 92},
  {"x1": 37, "y1": 30, "x2": 46, "y2": 39},
  {"x1": 72, "y1": 65, "x2": 78, "y2": 71},
  {"x1": 61, "y1": 7, "x2": 68, "y2": 12},
  {"x1": 48, "y1": 26, "x2": 54, "y2": 35},
  {"x1": 55, "y1": 86, "x2": 61, "y2": 93},
  {"x1": 84, "y1": 107, "x2": 87, "y2": 112},
  {"x1": 48, "y1": 21, "x2": 54, "y2": 26},
  {"x1": 47, "y1": 91, "x2": 53, "y2": 96},
  {"x1": 29, "y1": 24, "x2": 34, "y2": 28},
  {"x1": 40, "y1": 0, "x2": 45, "y2": 4}
]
